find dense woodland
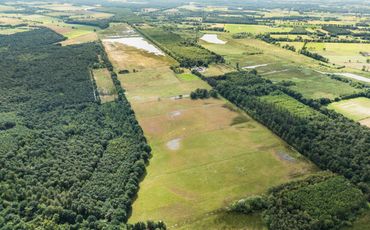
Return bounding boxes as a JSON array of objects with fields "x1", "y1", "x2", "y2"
[
  {"x1": 229, "y1": 173, "x2": 367, "y2": 230},
  {"x1": 264, "y1": 173, "x2": 367, "y2": 230},
  {"x1": 0, "y1": 28, "x2": 165, "y2": 229},
  {"x1": 205, "y1": 71, "x2": 370, "y2": 197}
]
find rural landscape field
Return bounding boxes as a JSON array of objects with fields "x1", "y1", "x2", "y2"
[{"x1": 0, "y1": 0, "x2": 369, "y2": 229}]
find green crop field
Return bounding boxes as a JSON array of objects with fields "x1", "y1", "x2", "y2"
[
  {"x1": 261, "y1": 94, "x2": 322, "y2": 118},
  {"x1": 225, "y1": 24, "x2": 292, "y2": 34}
]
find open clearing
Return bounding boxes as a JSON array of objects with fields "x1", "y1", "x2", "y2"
[
  {"x1": 328, "y1": 97, "x2": 370, "y2": 126},
  {"x1": 102, "y1": 24, "x2": 317, "y2": 229},
  {"x1": 92, "y1": 68, "x2": 117, "y2": 103}
]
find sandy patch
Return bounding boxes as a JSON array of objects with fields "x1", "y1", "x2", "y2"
[
  {"x1": 103, "y1": 37, "x2": 164, "y2": 56},
  {"x1": 359, "y1": 117, "x2": 370, "y2": 128},
  {"x1": 336, "y1": 73, "x2": 370, "y2": 83},
  {"x1": 262, "y1": 69, "x2": 289, "y2": 75},
  {"x1": 200, "y1": 34, "x2": 227, "y2": 44},
  {"x1": 316, "y1": 70, "x2": 370, "y2": 83},
  {"x1": 166, "y1": 138, "x2": 182, "y2": 151},
  {"x1": 243, "y1": 63, "x2": 269, "y2": 69},
  {"x1": 169, "y1": 111, "x2": 182, "y2": 118}
]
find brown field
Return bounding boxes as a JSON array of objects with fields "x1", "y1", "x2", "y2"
[
  {"x1": 102, "y1": 41, "x2": 176, "y2": 71},
  {"x1": 60, "y1": 32, "x2": 97, "y2": 45},
  {"x1": 46, "y1": 24, "x2": 74, "y2": 35},
  {"x1": 0, "y1": 16, "x2": 24, "y2": 25},
  {"x1": 359, "y1": 118, "x2": 370, "y2": 128}
]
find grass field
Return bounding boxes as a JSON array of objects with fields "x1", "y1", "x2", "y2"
[
  {"x1": 199, "y1": 33, "x2": 360, "y2": 99},
  {"x1": 280, "y1": 42, "x2": 370, "y2": 71},
  {"x1": 0, "y1": 13, "x2": 98, "y2": 43},
  {"x1": 92, "y1": 68, "x2": 117, "y2": 103},
  {"x1": 0, "y1": 27, "x2": 30, "y2": 35},
  {"x1": 328, "y1": 97, "x2": 370, "y2": 127},
  {"x1": 102, "y1": 24, "x2": 317, "y2": 229},
  {"x1": 224, "y1": 24, "x2": 292, "y2": 34},
  {"x1": 201, "y1": 63, "x2": 236, "y2": 77}
]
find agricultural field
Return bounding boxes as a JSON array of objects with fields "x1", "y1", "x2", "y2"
[
  {"x1": 100, "y1": 24, "x2": 317, "y2": 229},
  {"x1": 199, "y1": 33, "x2": 362, "y2": 99},
  {"x1": 328, "y1": 97, "x2": 370, "y2": 127},
  {"x1": 261, "y1": 94, "x2": 322, "y2": 118},
  {"x1": 0, "y1": 2, "x2": 105, "y2": 45},
  {"x1": 1, "y1": 1, "x2": 370, "y2": 230},
  {"x1": 224, "y1": 24, "x2": 293, "y2": 34},
  {"x1": 280, "y1": 42, "x2": 370, "y2": 72}
]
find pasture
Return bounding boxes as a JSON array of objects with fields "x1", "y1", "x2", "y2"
[
  {"x1": 201, "y1": 63, "x2": 236, "y2": 77},
  {"x1": 92, "y1": 68, "x2": 117, "y2": 103},
  {"x1": 224, "y1": 24, "x2": 292, "y2": 34},
  {"x1": 101, "y1": 24, "x2": 317, "y2": 228},
  {"x1": 280, "y1": 42, "x2": 370, "y2": 71},
  {"x1": 328, "y1": 97, "x2": 370, "y2": 127},
  {"x1": 200, "y1": 33, "x2": 361, "y2": 99},
  {"x1": 130, "y1": 95, "x2": 316, "y2": 228}
]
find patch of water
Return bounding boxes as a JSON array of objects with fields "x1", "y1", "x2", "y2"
[
  {"x1": 166, "y1": 138, "x2": 181, "y2": 151},
  {"x1": 276, "y1": 151, "x2": 296, "y2": 162}
]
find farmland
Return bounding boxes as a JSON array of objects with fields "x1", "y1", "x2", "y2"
[
  {"x1": 328, "y1": 97, "x2": 370, "y2": 127},
  {"x1": 100, "y1": 24, "x2": 317, "y2": 229},
  {"x1": 280, "y1": 42, "x2": 370, "y2": 71},
  {"x1": 199, "y1": 33, "x2": 362, "y2": 100},
  {"x1": 0, "y1": 0, "x2": 370, "y2": 230}
]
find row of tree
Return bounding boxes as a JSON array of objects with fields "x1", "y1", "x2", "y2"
[{"x1": 207, "y1": 71, "x2": 370, "y2": 198}]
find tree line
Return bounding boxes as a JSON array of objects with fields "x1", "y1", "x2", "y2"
[{"x1": 204, "y1": 71, "x2": 370, "y2": 198}]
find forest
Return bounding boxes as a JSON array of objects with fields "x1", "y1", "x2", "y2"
[
  {"x1": 0, "y1": 28, "x2": 164, "y2": 229},
  {"x1": 263, "y1": 173, "x2": 367, "y2": 230}
]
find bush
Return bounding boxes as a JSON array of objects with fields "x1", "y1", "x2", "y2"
[
  {"x1": 190, "y1": 89, "x2": 218, "y2": 99},
  {"x1": 229, "y1": 195, "x2": 268, "y2": 214}
]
